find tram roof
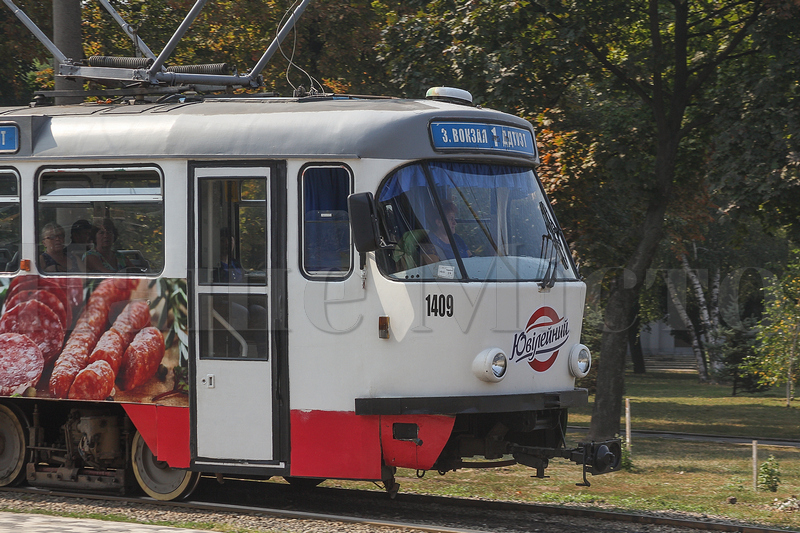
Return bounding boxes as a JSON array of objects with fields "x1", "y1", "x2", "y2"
[{"x1": 0, "y1": 97, "x2": 538, "y2": 165}]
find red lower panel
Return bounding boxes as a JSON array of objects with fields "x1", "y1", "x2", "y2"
[
  {"x1": 290, "y1": 410, "x2": 382, "y2": 479},
  {"x1": 123, "y1": 404, "x2": 191, "y2": 468},
  {"x1": 289, "y1": 410, "x2": 456, "y2": 479},
  {"x1": 380, "y1": 414, "x2": 455, "y2": 470}
]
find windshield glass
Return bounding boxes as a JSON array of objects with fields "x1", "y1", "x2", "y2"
[{"x1": 375, "y1": 162, "x2": 577, "y2": 281}]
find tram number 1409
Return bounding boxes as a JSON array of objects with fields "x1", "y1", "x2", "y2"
[{"x1": 425, "y1": 294, "x2": 454, "y2": 317}]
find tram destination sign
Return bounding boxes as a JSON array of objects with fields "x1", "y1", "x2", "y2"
[
  {"x1": 430, "y1": 121, "x2": 536, "y2": 157},
  {"x1": 0, "y1": 124, "x2": 19, "y2": 154}
]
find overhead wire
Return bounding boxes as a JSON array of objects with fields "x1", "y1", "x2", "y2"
[{"x1": 276, "y1": 0, "x2": 327, "y2": 96}]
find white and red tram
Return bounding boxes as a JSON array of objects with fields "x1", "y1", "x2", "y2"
[{"x1": 0, "y1": 89, "x2": 620, "y2": 500}]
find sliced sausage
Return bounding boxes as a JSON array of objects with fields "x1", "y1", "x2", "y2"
[
  {"x1": 68, "y1": 360, "x2": 115, "y2": 400},
  {"x1": 110, "y1": 300, "x2": 151, "y2": 344},
  {"x1": 5, "y1": 289, "x2": 68, "y2": 329},
  {"x1": 117, "y1": 327, "x2": 164, "y2": 391},
  {"x1": 0, "y1": 332, "x2": 45, "y2": 396},
  {"x1": 88, "y1": 329, "x2": 125, "y2": 374},
  {"x1": 0, "y1": 300, "x2": 64, "y2": 365}
]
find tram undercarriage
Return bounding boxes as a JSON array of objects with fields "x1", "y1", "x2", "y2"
[
  {"x1": 0, "y1": 401, "x2": 199, "y2": 500},
  {"x1": 432, "y1": 409, "x2": 621, "y2": 485}
]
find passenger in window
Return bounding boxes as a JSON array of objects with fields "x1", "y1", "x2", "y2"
[
  {"x1": 428, "y1": 200, "x2": 472, "y2": 260},
  {"x1": 66, "y1": 219, "x2": 93, "y2": 272},
  {"x1": 84, "y1": 218, "x2": 134, "y2": 273},
  {"x1": 39, "y1": 222, "x2": 76, "y2": 272},
  {"x1": 67, "y1": 219, "x2": 93, "y2": 256},
  {"x1": 216, "y1": 227, "x2": 243, "y2": 283}
]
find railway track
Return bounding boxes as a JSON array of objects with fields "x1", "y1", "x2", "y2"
[{"x1": 0, "y1": 478, "x2": 792, "y2": 533}]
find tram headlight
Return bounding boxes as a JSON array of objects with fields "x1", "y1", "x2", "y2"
[
  {"x1": 568, "y1": 344, "x2": 592, "y2": 378},
  {"x1": 472, "y1": 348, "x2": 508, "y2": 382}
]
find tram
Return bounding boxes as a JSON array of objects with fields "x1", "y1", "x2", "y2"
[{"x1": 0, "y1": 0, "x2": 620, "y2": 501}]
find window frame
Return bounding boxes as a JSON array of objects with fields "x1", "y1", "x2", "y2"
[
  {"x1": 35, "y1": 165, "x2": 165, "y2": 276},
  {"x1": 0, "y1": 168, "x2": 20, "y2": 274},
  {"x1": 298, "y1": 163, "x2": 354, "y2": 280}
]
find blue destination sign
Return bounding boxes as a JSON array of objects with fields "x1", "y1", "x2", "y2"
[
  {"x1": 430, "y1": 122, "x2": 536, "y2": 157},
  {"x1": 0, "y1": 125, "x2": 19, "y2": 154}
]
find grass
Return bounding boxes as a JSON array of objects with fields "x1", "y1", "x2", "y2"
[
  {"x1": 324, "y1": 372, "x2": 800, "y2": 531},
  {"x1": 569, "y1": 372, "x2": 800, "y2": 440}
]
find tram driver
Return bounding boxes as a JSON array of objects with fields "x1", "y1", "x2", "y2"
[{"x1": 428, "y1": 200, "x2": 472, "y2": 260}]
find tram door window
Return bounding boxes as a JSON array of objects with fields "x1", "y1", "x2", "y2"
[
  {"x1": 36, "y1": 168, "x2": 164, "y2": 274},
  {"x1": 300, "y1": 165, "x2": 352, "y2": 278},
  {"x1": 196, "y1": 177, "x2": 268, "y2": 360},
  {"x1": 0, "y1": 171, "x2": 20, "y2": 272}
]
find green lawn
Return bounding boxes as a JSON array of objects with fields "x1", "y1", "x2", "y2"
[{"x1": 569, "y1": 372, "x2": 800, "y2": 440}]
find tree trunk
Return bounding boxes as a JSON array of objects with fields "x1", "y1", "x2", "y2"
[
  {"x1": 665, "y1": 271, "x2": 710, "y2": 382},
  {"x1": 628, "y1": 305, "x2": 646, "y2": 374},
  {"x1": 589, "y1": 198, "x2": 671, "y2": 440}
]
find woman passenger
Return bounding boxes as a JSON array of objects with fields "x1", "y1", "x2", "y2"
[
  {"x1": 39, "y1": 222, "x2": 76, "y2": 272},
  {"x1": 83, "y1": 218, "x2": 133, "y2": 273}
]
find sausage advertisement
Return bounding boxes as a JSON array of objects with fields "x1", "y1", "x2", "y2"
[{"x1": 0, "y1": 275, "x2": 188, "y2": 406}]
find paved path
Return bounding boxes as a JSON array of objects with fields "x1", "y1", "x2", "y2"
[{"x1": 0, "y1": 511, "x2": 205, "y2": 533}]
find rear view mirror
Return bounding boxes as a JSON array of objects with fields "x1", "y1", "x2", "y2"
[{"x1": 348, "y1": 192, "x2": 382, "y2": 253}]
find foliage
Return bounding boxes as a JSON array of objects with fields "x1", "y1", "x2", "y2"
[
  {"x1": 0, "y1": 0, "x2": 52, "y2": 105},
  {"x1": 618, "y1": 435, "x2": 634, "y2": 472},
  {"x1": 752, "y1": 254, "x2": 800, "y2": 398},
  {"x1": 758, "y1": 454, "x2": 780, "y2": 492},
  {"x1": 713, "y1": 317, "x2": 771, "y2": 395},
  {"x1": 4, "y1": 0, "x2": 394, "y2": 101},
  {"x1": 708, "y1": 1, "x2": 800, "y2": 241}
]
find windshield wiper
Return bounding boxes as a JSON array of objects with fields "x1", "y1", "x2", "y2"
[{"x1": 538, "y1": 202, "x2": 569, "y2": 290}]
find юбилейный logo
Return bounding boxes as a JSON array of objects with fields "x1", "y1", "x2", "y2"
[{"x1": 511, "y1": 306, "x2": 570, "y2": 372}]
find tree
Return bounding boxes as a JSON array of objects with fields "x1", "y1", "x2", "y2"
[
  {"x1": 381, "y1": 0, "x2": 790, "y2": 439},
  {"x1": 537, "y1": 0, "x2": 779, "y2": 440},
  {"x1": 2, "y1": 0, "x2": 392, "y2": 102},
  {"x1": 754, "y1": 254, "x2": 800, "y2": 406},
  {"x1": 709, "y1": 1, "x2": 800, "y2": 241}
]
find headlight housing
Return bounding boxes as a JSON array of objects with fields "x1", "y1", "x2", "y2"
[
  {"x1": 568, "y1": 344, "x2": 592, "y2": 378},
  {"x1": 472, "y1": 348, "x2": 508, "y2": 382}
]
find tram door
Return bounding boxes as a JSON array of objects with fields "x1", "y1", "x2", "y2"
[{"x1": 192, "y1": 167, "x2": 275, "y2": 463}]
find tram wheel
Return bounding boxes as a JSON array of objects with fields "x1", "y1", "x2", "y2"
[
  {"x1": 284, "y1": 476, "x2": 325, "y2": 489},
  {"x1": 0, "y1": 404, "x2": 28, "y2": 487},
  {"x1": 131, "y1": 431, "x2": 200, "y2": 501}
]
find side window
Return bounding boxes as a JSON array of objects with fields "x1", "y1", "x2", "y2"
[
  {"x1": 37, "y1": 168, "x2": 164, "y2": 274},
  {"x1": 301, "y1": 165, "x2": 352, "y2": 278},
  {"x1": 0, "y1": 171, "x2": 20, "y2": 273}
]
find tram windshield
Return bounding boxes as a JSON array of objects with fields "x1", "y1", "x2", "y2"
[{"x1": 375, "y1": 162, "x2": 577, "y2": 281}]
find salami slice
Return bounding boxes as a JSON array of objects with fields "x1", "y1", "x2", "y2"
[
  {"x1": 88, "y1": 329, "x2": 125, "y2": 374},
  {"x1": 117, "y1": 327, "x2": 164, "y2": 391},
  {"x1": 5, "y1": 289, "x2": 68, "y2": 328},
  {"x1": 0, "y1": 300, "x2": 65, "y2": 365},
  {"x1": 69, "y1": 360, "x2": 114, "y2": 400},
  {"x1": 6, "y1": 275, "x2": 73, "y2": 327},
  {"x1": 0, "y1": 333, "x2": 44, "y2": 396}
]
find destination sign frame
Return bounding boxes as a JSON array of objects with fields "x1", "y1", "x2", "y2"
[
  {"x1": 429, "y1": 121, "x2": 536, "y2": 157},
  {"x1": 0, "y1": 124, "x2": 19, "y2": 154}
]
